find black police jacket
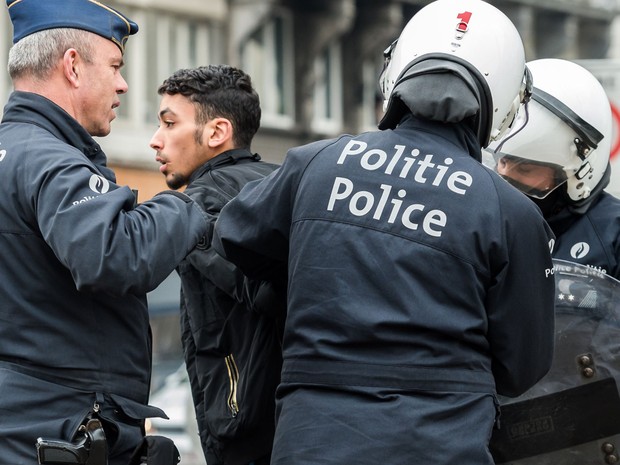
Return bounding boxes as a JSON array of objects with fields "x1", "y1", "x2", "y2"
[
  {"x1": 177, "y1": 149, "x2": 284, "y2": 465},
  {"x1": 213, "y1": 115, "x2": 556, "y2": 465}
]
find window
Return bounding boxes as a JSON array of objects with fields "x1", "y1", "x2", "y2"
[
  {"x1": 241, "y1": 13, "x2": 294, "y2": 129},
  {"x1": 120, "y1": 9, "x2": 212, "y2": 125},
  {"x1": 361, "y1": 58, "x2": 385, "y2": 131},
  {"x1": 96, "y1": 7, "x2": 215, "y2": 165},
  {"x1": 0, "y1": 8, "x2": 12, "y2": 105},
  {"x1": 312, "y1": 41, "x2": 343, "y2": 134}
]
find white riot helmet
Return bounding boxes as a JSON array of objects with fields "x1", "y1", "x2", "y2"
[
  {"x1": 489, "y1": 58, "x2": 612, "y2": 207},
  {"x1": 378, "y1": 0, "x2": 531, "y2": 149}
]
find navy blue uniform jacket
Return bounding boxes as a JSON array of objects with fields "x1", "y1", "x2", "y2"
[
  {"x1": 213, "y1": 115, "x2": 556, "y2": 464},
  {"x1": 548, "y1": 191, "x2": 620, "y2": 280},
  {"x1": 0, "y1": 91, "x2": 208, "y2": 462}
]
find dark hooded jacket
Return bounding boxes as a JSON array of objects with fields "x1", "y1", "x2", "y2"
[{"x1": 177, "y1": 149, "x2": 285, "y2": 465}]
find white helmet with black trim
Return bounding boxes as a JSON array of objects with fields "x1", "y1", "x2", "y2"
[
  {"x1": 378, "y1": 0, "x2": 531, "y2": 149},
  {"x1": 488, "y1": 58, "x2": 612, "y2": 208}
]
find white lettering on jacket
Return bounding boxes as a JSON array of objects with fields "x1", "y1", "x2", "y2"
[
  {"x1": 326, "y1": 140, "x2": 473, "y2": 238},
  {"x1": 336, "y1": 140, "x2": 472, "y2": 195},
  {"x1": 327, "y1": 177, "x2": 447, "y2": 237}
]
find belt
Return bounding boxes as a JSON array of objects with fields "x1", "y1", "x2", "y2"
[
  {"x1": 281, "y1": 358, "x2": 496, "y2": 393},
  {"x1": 0, "y1": 358, "x2": 146, "y2": 402}
]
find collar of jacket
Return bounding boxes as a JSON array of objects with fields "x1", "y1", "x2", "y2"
[
  {"x1": 1, "y1": 90, "x2": 115, "y2": 180},
  {"x1": 395, "y1": 113, "x2": 482, "y2": 162},
  {"x1": 188, "y1": 148, "x2": 261, "y2": 184}
]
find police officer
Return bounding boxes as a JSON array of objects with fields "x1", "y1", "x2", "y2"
[
  {"x1": 150, "y1": 65, "x2": 285, "y2": 465},
  {"x1": 486, "y1": 59, "x2": 620, "y2": 464},
  {"x1": 0, "y1": 1, "x2": 208, "y2": 463},
  {"x1": 212, "y1": 0, "x2": 556, "y2": 463},
  {"x1": 487, "y1": 58, "x2": 620, "y2": 280}
]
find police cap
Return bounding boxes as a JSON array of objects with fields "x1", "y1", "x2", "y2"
[{"x1": 6, "y1": 0, "x2": 138, "y2": 53}]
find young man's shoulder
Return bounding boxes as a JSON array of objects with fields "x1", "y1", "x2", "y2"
[{"x1": 186, "y1": 159, "x2": 278, "y2": 208}]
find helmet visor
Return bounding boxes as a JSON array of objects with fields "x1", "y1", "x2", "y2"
[
  {"x1": 493, "y1": 153, "x2": 568, "y2": 199},
  {"x1": 378, "y1": 39, "x2": 398, "y2": 99}
]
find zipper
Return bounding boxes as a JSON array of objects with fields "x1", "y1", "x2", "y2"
[{"x1": 225, "y1": 354, "x2": 240, "y2": 417}]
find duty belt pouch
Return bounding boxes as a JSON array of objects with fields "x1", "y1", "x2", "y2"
[{"x1": 129, "y1": 436, "x2": 181, "y2": 465}]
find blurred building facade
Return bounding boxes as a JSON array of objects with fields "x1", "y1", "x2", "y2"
[
  {"x1": 2, "y1": 0, "x2": 620, "y2": 199},
  {"x1": 3, "y1": 0, "x2": 620, "y2": 359}
]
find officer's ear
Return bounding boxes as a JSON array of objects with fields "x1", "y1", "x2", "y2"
[
  {"x1": 62, "y1": 48, "x2": 81, "y2": 88},
  {"x1": 206, "y1": 118, "x2": 232, "y2": 149}
]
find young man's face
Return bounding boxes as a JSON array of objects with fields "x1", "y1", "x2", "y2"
[{"x1": 150, "y1": 93, "x2": 211, "y2": 190}]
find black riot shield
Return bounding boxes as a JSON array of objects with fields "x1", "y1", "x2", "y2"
[{"x1": 490, "y1": 259, "x2": 620, "y2": 464}]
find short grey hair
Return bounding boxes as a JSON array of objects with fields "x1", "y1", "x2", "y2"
[{"x1": 8, "y1": 28, "x2": 95, "y2": 81}]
